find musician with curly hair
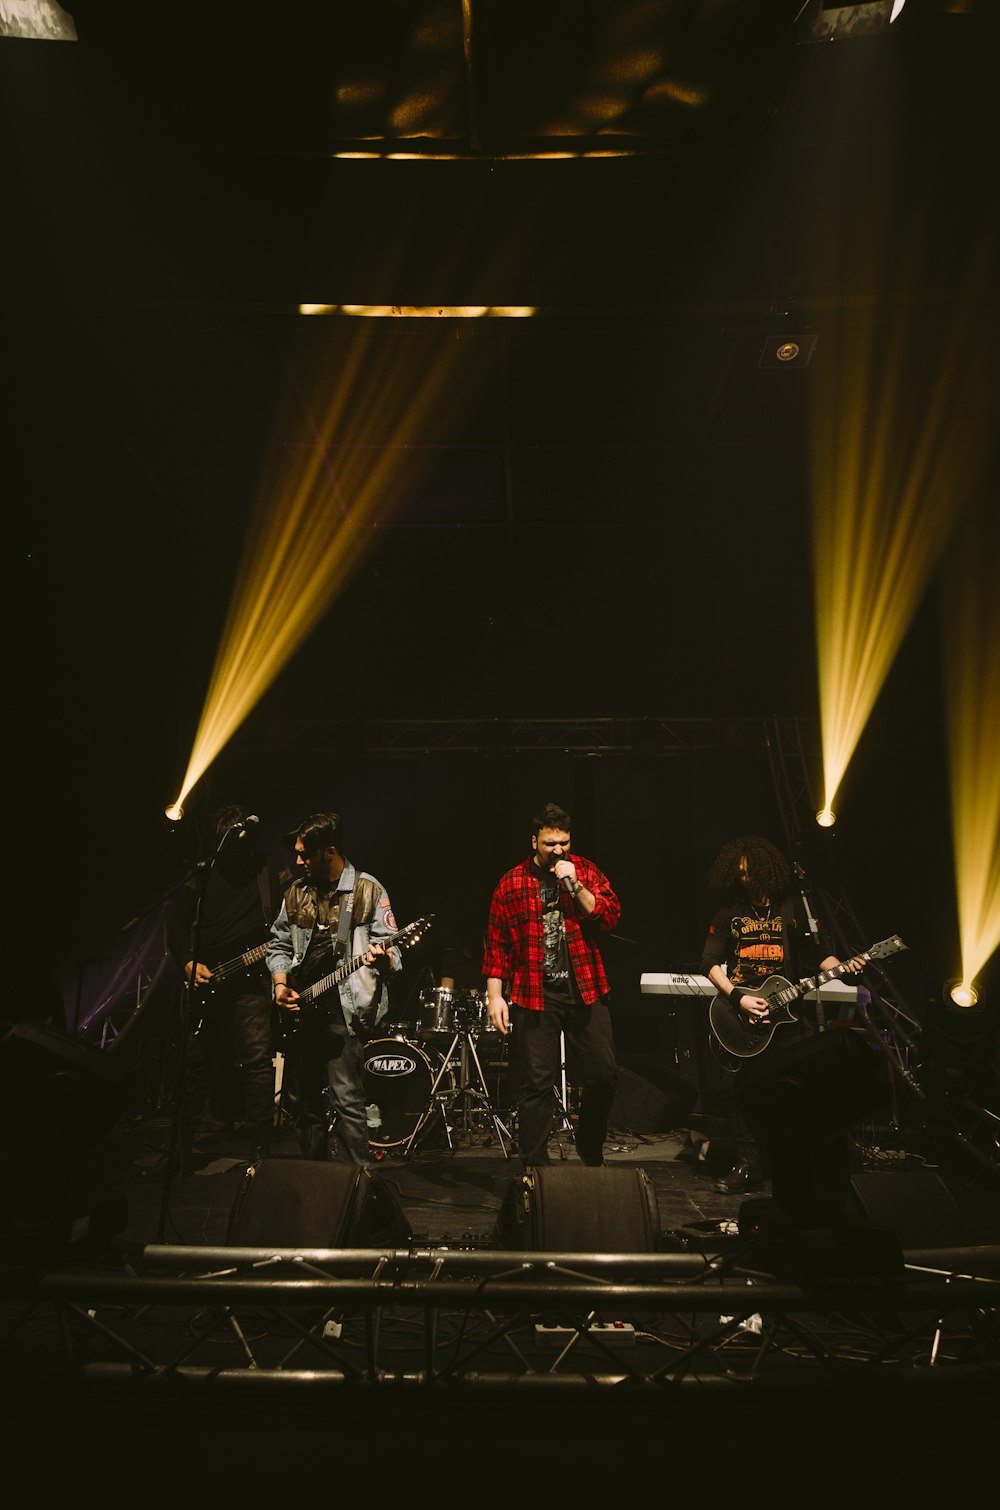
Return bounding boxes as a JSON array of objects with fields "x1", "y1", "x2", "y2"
[{"x1": 700, "y1": 834, "x2": 868, "y2": 1226}]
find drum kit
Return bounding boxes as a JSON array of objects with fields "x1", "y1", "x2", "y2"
[{"x1": 363, "y1": 985, "x2": 516, "y2": 1158}]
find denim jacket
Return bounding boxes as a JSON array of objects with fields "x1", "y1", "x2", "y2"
[{"x1": 266, "y1": 860, "x2": 402, "y2": 1035}]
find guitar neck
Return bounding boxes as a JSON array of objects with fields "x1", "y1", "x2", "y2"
[
  {"x1": 786, "y1": 953, "x2": 867, "y2": 1005},
  {"x1": 298, "y1": 948, "x2": 374, "y2": 1005},
  {"x1": 215, "y1": 942, "x2": 269, "y2": 980},
  {"x1": 292, "y1": 916, "x2": 432, "y2": 1008}
]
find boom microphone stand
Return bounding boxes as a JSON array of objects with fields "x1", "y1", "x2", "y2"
[{"x1": 122, "y1": 824, "x2": 241, "y2": 1240}]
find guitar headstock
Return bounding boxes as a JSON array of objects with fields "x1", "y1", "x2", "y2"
[
  {"x1": 395, "y1": 914, "x2": 435, "y2": 950},
  {"x1": 868, "y1": 935, "x2": 907, "y2": 960}
]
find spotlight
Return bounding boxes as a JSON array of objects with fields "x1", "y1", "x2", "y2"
[
  {"x1": 816, "y1": 807, "x2": 836, "y2": 828},
  {"x1": 164, "y1": 801, "x2": 184, "y2": 822},
  {"x1": 759, "y1": 334, "x2": 818, "y2": 369},
  {"x1": 945, "y1": 979, "x2": 980, "y2": 1011}
]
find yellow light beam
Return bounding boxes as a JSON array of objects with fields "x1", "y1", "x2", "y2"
[
  {"x1": 944, "y1": 507, "x2": 1000, "y2": 993},
  {"x1": 169, "y1": 316, "x2": 487, "y2": 812},
  {"x1": 811, "y1": 223, "x2": 998, "y2": 820}
]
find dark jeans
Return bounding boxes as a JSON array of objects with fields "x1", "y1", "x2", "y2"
[
  {"x1": 182, "y1": 984, "x2": 275, "y2": 1147},
  {"x1": 510, "y1": 998, "x2": 619, "y2": 1166},
  {"x1": 283, "y1": 1022, "x2": 374, "y2": 1166}
]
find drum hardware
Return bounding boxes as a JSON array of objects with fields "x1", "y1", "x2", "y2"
[
  {"x1": 552, "y1": 1030, "x2": 574, "y2": 1137},
  {"x1": 403, "y1": 1022, "x2": 514, "y2": 1160}
]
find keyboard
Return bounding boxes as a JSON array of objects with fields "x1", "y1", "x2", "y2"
[
  {"x1": 640, "y1": 972, "x2": 858, "y2": 1003},
  {"x1": 640, "y1": 972, "x2": 714, "y2": 997}
]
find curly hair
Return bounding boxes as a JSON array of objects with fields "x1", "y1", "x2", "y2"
[{"x1": 707, "y1": 835, "x2": 790, "y2": 902}]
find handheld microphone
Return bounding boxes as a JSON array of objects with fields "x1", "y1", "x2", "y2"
[{"x1": 561, "y1": 873, "x2": 577, "y2": 897}]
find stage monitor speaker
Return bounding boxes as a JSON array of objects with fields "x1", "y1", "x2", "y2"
[
  {"x1": 227, "y1": 1158, "x2": 411, "y2": 1248},
  {"x1": 495, "y1": 1165, "x2": 661, "y2": 1252},
  {"x1": 849, "y1": 1170, "x2": 967, "y2": 1249},
  {"x1": 735, "y1": 1029, "x2": 888, "y2": 1141},
  {"x1": 610, "y1": 1062, "x2": 697, "y2": 1134},
  {"x1": 0, "y1": 1020, "x2": 129, "y2": 1160}
]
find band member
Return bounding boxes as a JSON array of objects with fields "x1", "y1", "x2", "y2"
[
  {"x1": 267, "y1": 812, "x2": 401, "y2": 1165},
  {"x1": 167, "y1": 804, "x2": 288, "y2": 1168},
  {"x1": 483, "y1": 802, "x2": 621, "y2": 1167},
  {"x1": 701, "y1": 834, "x2": 868, "y2": 1225}
]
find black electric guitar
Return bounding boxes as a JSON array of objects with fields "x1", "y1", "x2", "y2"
[
  {"x1": 194, "y1": 941, "x2": 271, "y2": 998},
  {"x1": 708, "y1": 935, "x2": 907, "y2": 1060},
  {"x1": 283, "y1": 914, "x2": 434, "y2": 1035}
]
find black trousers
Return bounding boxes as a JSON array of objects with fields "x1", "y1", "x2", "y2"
[
  {"x1": 510, "y1": 997, "x2": 619, "y2": 1166},
  {"x1": 182, "y1": 983, "x2": 275, "y2": 1147}
]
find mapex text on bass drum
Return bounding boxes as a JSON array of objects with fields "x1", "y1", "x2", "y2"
[{"x1": 363, "y1": 1036, "x2": 443, "y2": 1149}]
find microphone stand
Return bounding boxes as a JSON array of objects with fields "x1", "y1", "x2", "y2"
[
  {"x1": 793, "y1": 862, "x2": 827, "y2": 1034},
  {"x1": 138, "y1": 827, "x2": 238, "y2": 1241}
]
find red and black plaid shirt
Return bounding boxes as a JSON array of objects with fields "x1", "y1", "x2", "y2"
[{"x1": 481, "y1": 854, "x2": 621, "y2": 1011}]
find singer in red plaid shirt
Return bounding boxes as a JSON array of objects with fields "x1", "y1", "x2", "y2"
[{"x1": 483, "y1": 802, "x2": 621, "y2": 1167}]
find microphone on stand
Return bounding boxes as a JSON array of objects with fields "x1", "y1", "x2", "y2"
[{"x1": 221, "y1": 814, "x2": 260, "y2": 845}]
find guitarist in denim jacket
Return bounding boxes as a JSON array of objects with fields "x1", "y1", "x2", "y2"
[{"x1": 268, "y1": 811, "x2": 402, "y2": 1164}]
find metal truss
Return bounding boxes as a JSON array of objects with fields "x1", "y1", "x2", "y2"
[
  {"x1": 235, "y1": 715, "x2": 819, "y2": 758},
  {"x1": 5, "y1": 1242, "x2": 1000, "y2": 1393}
]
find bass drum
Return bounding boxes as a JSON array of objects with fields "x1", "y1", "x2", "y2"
[{"x1": 363, "y1": 1036, "x2": 441, "y2": 1149}]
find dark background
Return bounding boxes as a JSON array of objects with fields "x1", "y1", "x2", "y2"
[{"x1": 3, "y1": 2, "x2": 997, "y2": 1032}]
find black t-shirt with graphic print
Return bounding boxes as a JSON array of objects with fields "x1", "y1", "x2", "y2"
[{"x1": 534, "y1": 863, "x2": 583, "y2": 1009}]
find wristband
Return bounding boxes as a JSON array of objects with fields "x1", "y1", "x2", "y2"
[{"x1": 729, "y1": 987, "x2": 745, "y2": 1006}]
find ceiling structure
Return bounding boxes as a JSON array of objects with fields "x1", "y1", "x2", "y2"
[{"x1": 3, "y1": 1, "x2": 997, "y2": 985}]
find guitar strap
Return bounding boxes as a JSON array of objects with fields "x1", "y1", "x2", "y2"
[{"x1": 335, "y1": 882, "x2": 356, "y2": 962}]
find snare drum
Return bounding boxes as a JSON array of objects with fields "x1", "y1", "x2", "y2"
[{"x1": 363, "y1": 1036, "x2": 441, "y2": 1149}]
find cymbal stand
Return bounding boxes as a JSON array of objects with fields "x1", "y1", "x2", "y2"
[
  {"x1": 553, "y1": 1030, "x2": 574, "y2": 1132},
  {"x1": 547, "y1": 1029, "x2": 577, "y2": 1158},
  {"x1": 404, "y1": 1027, "x2": 513, "y2": 1159}
]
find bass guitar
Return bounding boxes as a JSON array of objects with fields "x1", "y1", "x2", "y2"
[
  {"x1": 283, "y1": 914, "x2": 434, "y2": 1035},
  {"x1": 707, "y1": 934, "x2": 907, "y2": 1060}
]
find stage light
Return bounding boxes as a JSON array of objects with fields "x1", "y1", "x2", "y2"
[
  {"x1": 299, "y1": 304, "x2": 536, "y2": 318},
  {"x1": 815, "y1": 808, "x2": 836, "y2": 829},
  {"x1": 164, "y1": 802, "x2": 184, "y2": 822},
  {"x1": 946, "y1": 980, "x2": 980, "y2": 1010},
  {"x1": 0, "y1": 1, "x2": 76, "y2": 41},
  {"x1": 760, "y1": 335, "x2": 818, "y2": 369}
]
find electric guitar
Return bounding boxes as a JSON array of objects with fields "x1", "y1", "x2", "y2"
[
  {"x1": 283, "y1": 914, "x2": 434, "y2": 1035},
  {"x1": 189, "y1": 940, "x2": 271, "y2": 1033},
  {"x1": 707, "y1": 934, "x2": 907, "y2": 1060},
  {"x1": 194, "y1": 941, "x2": 271, "y2": 996}
]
